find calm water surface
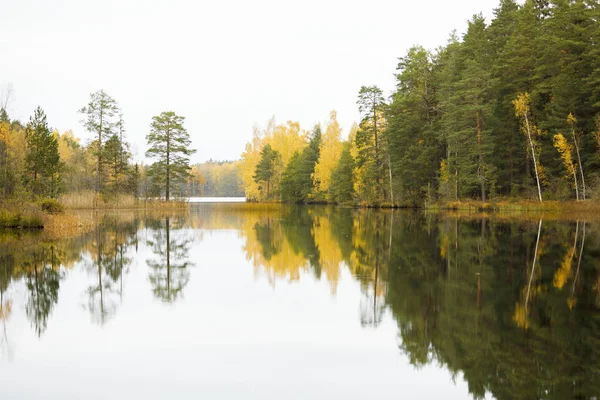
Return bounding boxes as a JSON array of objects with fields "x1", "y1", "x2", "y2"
[{"x1": 0, "y1": 204, "x2": 599, "y2": 399}]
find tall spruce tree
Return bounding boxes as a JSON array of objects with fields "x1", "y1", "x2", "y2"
[
  {"x1": 146, "y1": 111, "x2": 196, "y2": 201},
  {"x1": 24, "y1": 107, "x2": 61, "y2": 198},
  {"x1": 439, "y1": 15, "x2": 496, "y2": 201},
  {"x1": 387, "y1": 46, "x2": 442, "y2": 203}
]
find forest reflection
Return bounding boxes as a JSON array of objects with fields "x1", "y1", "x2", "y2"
[{"x1": 0, "y1": 205, "x2": 599, "y2": 399}]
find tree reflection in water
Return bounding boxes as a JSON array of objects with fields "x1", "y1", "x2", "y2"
[{"x1": 146, "y1": 217, "x2": 194, "y2": 303}]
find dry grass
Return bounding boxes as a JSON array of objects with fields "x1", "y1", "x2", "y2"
[
  {"x1": 40, "y1": 212, "x2": 96, "y2": 239},
  {"x1": 59, "y1": 190, "x2": 101, "y2": 209},
  {"x1": 59, "y1": 190, "x2": 189, "y2": 210}
]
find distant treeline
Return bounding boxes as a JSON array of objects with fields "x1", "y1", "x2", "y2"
[
  {"x1": 188, "y1": 160, "x2": 244, "y2": 197},
  {"x1": 241, "y1": 0, "x2": 600, "y2": 205}
]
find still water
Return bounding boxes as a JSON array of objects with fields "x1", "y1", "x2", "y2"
[{"x1": 0, "y1": 204, "x2": 599, "y2": 399}]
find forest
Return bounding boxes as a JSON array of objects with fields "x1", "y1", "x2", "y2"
[{"x1": 241, "y1": 0, "x2": 600, "y2": 206}]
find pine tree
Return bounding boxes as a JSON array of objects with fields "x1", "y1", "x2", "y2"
[
  {"x1": 146, "y1": 111, "x2": 196, "y2": 201},
  {"x1": 356, "y1": 86, "x2": 387, "y2": 203},
  {"x1": 253, "y1": 144, "x2": 280, "y2": 199},
  {"x1": 387, "y1": 46, "x2": 442, "y2": 204},
  {"x1": 299, "y1": 125, "x2": 321, "y2": 201},
  {"x1": 79, "y1": 90, "x2": 120, "y2": 192},
  {"x1": 439, "y1": 15, "x2": 496, "y2": 200},
  {"x1": 24, "y1": 107, "x2": 61, "y2": 198}
]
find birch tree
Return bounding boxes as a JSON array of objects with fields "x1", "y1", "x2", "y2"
[{"x1": 513, "y1": 93, "x2": 543, "y2": 202}]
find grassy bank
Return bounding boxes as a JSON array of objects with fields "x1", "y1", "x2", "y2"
[
  {"x1": 426, "y1": 199, "x2": 600, "y2": 213},
  {"x1": 422, "y1": 199, "x2": 600, "y2": 222},
  {"x1": 0, "y1": 199, "x2": 96, "y2": 237}
]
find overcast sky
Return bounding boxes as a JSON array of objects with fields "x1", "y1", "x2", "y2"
[{"x1": 1, "y1": 0, "x2": 503, "y2": 162}]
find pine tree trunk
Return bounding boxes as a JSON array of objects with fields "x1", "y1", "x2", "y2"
[
  {"x1": 477, "y1": 112, "x2": 486, "y2": 202},
  {"x1": 166, "y1": 128, "x2": 170, "y2": 201},
  {"x1": 97, "y1": 108, "x2": 103, "y2": 193},
  {"x1": 387, "y1": 151, "x2": 393, "y2": 206}
]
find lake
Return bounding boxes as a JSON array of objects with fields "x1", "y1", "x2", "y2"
[{"x1": 0, "y1": 203, "x2": 598, "y2": 399}]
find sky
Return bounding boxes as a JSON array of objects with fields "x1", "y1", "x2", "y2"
[{"x1": 1, "y1": 0, "x2": 502, "y2": 163}]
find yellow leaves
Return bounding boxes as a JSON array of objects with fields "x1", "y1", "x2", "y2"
[
  {"x1": 314, "y1": 111, "x2": 343, "y2": 195},
  {"x1": 439, "y1": 159, "x2": 449, "y2": 183},
  {"x1": 57, "y1": 130, "x2": 79, "y2": 164},
  {"x1": 312, "y1": 215, "x2": 343, "y2": 294},
  {"x1": 553, "y1": 246, "x2": 574, "y2": 290},
  {"x1": 513, "y1": 92, "x2": 530, "y2": 119},
  {"x1": 536, "y1": 161, "x2": 548, "y2": 186},
  {"x1": 552, "y1": 133, "x2": 576, "y2": 186},
  {"x1": 240, "y1": 119, "x2": 307, "y2": 200},
  {"x1": 567, "y1": 112, "x2": 577, "y2": 125},
  {"x1": 513, "y1": 302, "x2": 530, "y2": 330},
  {"x1": 513, "y1": 93, "x2": 544, "y2": 139},
  {"x1": 240, "y1": 128, "x2": 263, "y2": 200},
  {"x1": 0, "y1": 300, "x2": 12, "y2": 321},
  {"x1": 188, "y1": 165, "x2": 206, "y2": 191},
  {"x1": 241, "y1": 215, "x2": 308, "y2": 284},
  {"x1": 440, "y1": 233, "x2": 449, "y2": 259},
  {"x1": 0, "y1": 121, "x2": 12, "y2": 146},
  {"x1": 270, "y1": 121, "x2": 306, "y2": 167}
]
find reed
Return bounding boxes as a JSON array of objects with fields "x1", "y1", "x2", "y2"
[{"x1": 59, "y1": 190, "x2": 189, "y2": 210}]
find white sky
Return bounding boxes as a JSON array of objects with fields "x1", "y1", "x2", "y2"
[{"x1": 1, "y1": 0, "x2": 501, "y2": 163}]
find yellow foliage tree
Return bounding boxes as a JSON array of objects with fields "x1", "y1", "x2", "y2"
[
  {"x1": 552, "y1": 133, "x2": 579, "y2": 200},
  {"x1": 240, "y1": 118, "x2": 307, "y2": 201},
  {"x1": 240, "y1": 127, "x2": 264, "y2": 200},
  {"x1": 314, "y1": 111, "x2": 343, "y2": 198},
  {"x1": 513, "y1": 93, "x2": 544, "y2": 202}
]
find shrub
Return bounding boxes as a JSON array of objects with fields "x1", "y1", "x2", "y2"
[
  {"x1": 0, "y1": 210, "x2": 43, "y2": 229},
  {"x1": 40, "y1": 198, "x2": 65, "y2": 214}
]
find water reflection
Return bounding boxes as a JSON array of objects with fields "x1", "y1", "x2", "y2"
[
  {"x1": 0, "y1": 205, "x2": 599, "y2": 399},
  {"x1": 84, "y1": 216, "x2": 138, "y2": 325},
  {"x1": 146, "y1": 217, "x2": 194, "y2": 303}
]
